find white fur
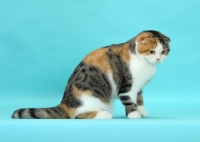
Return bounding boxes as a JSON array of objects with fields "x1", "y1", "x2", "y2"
[
  {"x1": 119, "y1": 43, "x2": 162, "y2": 119},
  {"x1": 137, "y1": 105, "x2": 148, "y2": 117},
  {"x1": 128, "y1": 111, "x2": 141, "y2": 119},
  {"x1": 124, "y1": 42, "x2": 166, "y2": 119},
  {"x1": 94, "y1": 111, "x2": 112, "y2": 119},
  {"x1": 155, "y1": 42, "x2": 163, "y2": 60},
  {"x1": 122, "y1": 41, "x2": 166, "y2": 104},
  {"x1": 135, "y1": 42, "x2": 164, "y2": 64},
  {"x1": 107, "y1": 72, "x2": 118, "y2": 99},
  {"x1": 119, "y1": 52, "x2": 156, "y2": 104},
  {"x1": 118, "y1": 52, "x2": 156, "y2": 119},
  {"x1": 74, "y1": 94, "x2": 111, "y2": 118}
]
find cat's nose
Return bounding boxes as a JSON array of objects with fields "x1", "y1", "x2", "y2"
[{"x1": 156, "y1": 58, "x2": 160, "y2": 61}]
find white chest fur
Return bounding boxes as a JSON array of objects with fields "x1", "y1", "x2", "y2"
[{"x1": 129, "y1": 53, "x2": 156, "y2": 98}]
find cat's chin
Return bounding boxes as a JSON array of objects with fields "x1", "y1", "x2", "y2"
[
  {"x1": 148, "y1": 58, "x2": 165, "y2": 65},
  {"x1": 140, "y1": 57, "x2": 160, "y2": 65},
  {"x1": 148, "y1": 60, "x2": 160, "y2": 65}
]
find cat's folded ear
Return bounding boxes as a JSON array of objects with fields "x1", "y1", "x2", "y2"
[
  {"x1": 140, "y1": 39, "x2": 148, "y2": 44},
  {"x1": 136, "y1": 33, "x2": 151, "y2": 44},
  {"x1": 161, "y1": 33, "x2": 170, "y2": 43}
]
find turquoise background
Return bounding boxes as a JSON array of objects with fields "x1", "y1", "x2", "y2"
[{"x1": 1, "y1": 0, "x2": 200, "y2": 142}]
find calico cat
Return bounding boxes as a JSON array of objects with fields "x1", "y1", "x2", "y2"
[{"x1": 12, "y1": 30, "x2": 170, "y2": 119}]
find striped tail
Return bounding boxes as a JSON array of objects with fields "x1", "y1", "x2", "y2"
[{"x1": 12, "y1": 104, "x2": 72, "y2": 119}]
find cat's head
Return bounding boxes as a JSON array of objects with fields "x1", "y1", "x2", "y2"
[{"x1": 134, "y1": 30, "x2": 170, "y2": 65}]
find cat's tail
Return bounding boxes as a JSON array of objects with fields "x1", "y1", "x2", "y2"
[{"x1": 12, "y1": 104, "x2": 74, "y2": 119}]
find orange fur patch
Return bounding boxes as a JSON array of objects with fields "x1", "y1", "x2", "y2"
[
  {"x1": 112, "y1": 43, "x2": 130, "y2": 63},
  {"x1": 136, "y1": 33, "x2": 158, "y2": 55},
  {"x1": 59, "y1": 104, "x2": 76, "y2": 118},
  {"x1": 75, "y1": 111, "x2": 98, "y2": 119},
  {"x1": 83, "y1": 48, "x2": 110, "y2": 73},
  {"x1": 73, "y1": 86, "x2": 92, "y2": 97}
]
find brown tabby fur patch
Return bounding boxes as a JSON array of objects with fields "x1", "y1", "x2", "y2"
[
  {"x1": 73, "y1": 86, "x2": 92, "y2": 97},
  {"x1": 137, "y1": 93, "x2": 144, "y2": 106},
  {"x1": 112, "y1": 43, "x2": 130, "y2": 63}
]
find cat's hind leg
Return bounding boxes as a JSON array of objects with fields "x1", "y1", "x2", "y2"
[
  {"x1": 74, "y1": 93, "x2": 113, "y2": 119},
  {"x1": 75, "y1": 111, "x2": 112, "y2": 119}
]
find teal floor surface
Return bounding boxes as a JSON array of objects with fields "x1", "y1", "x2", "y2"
[{"x1": 1, "y1": 97, "x2": 200, "y2": 142}]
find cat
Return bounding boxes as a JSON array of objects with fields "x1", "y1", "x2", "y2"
[{"x1": 12, "y1": 30, "x2": 170, "y2": 119}]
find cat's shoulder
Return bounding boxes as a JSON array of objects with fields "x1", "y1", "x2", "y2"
[{"x1": 82, "y1": 43, "x2": 132, "y2": 73}]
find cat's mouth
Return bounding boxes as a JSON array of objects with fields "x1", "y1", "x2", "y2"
[{"x1": 149, "y1": 60, "x2": 160, "y2": 65}]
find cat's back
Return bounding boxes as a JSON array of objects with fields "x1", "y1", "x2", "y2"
[
  {"x1": 83, "y1": 43, "x2": 131, "y2": 73},
  {"x1": 83, "y1": 47, "x2": 110, "y2": 73}
]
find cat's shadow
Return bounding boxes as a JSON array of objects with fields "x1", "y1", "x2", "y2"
[{"x1": 113, "y1": 116, "x2": 171, "y2": 119}]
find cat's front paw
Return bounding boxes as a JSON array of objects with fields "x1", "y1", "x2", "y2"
[
  {"x1": 137, "y1": 106, "x2": 148, "y2": 117},
  {"x1": 127, "y1": 111, "x2": 141, "y2": 119}
]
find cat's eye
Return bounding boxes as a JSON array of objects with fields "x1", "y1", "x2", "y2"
[
  {"x1": 149, "y1": 51, "x2": 155, "y2": 54},
  {"x1": 161, "y1": 51, "x2": 167, "y2": 54}
]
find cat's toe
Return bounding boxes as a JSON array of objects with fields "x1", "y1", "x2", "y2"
[{"x1": 127, "y1": 111, "x2": 141, "y2": 119}]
